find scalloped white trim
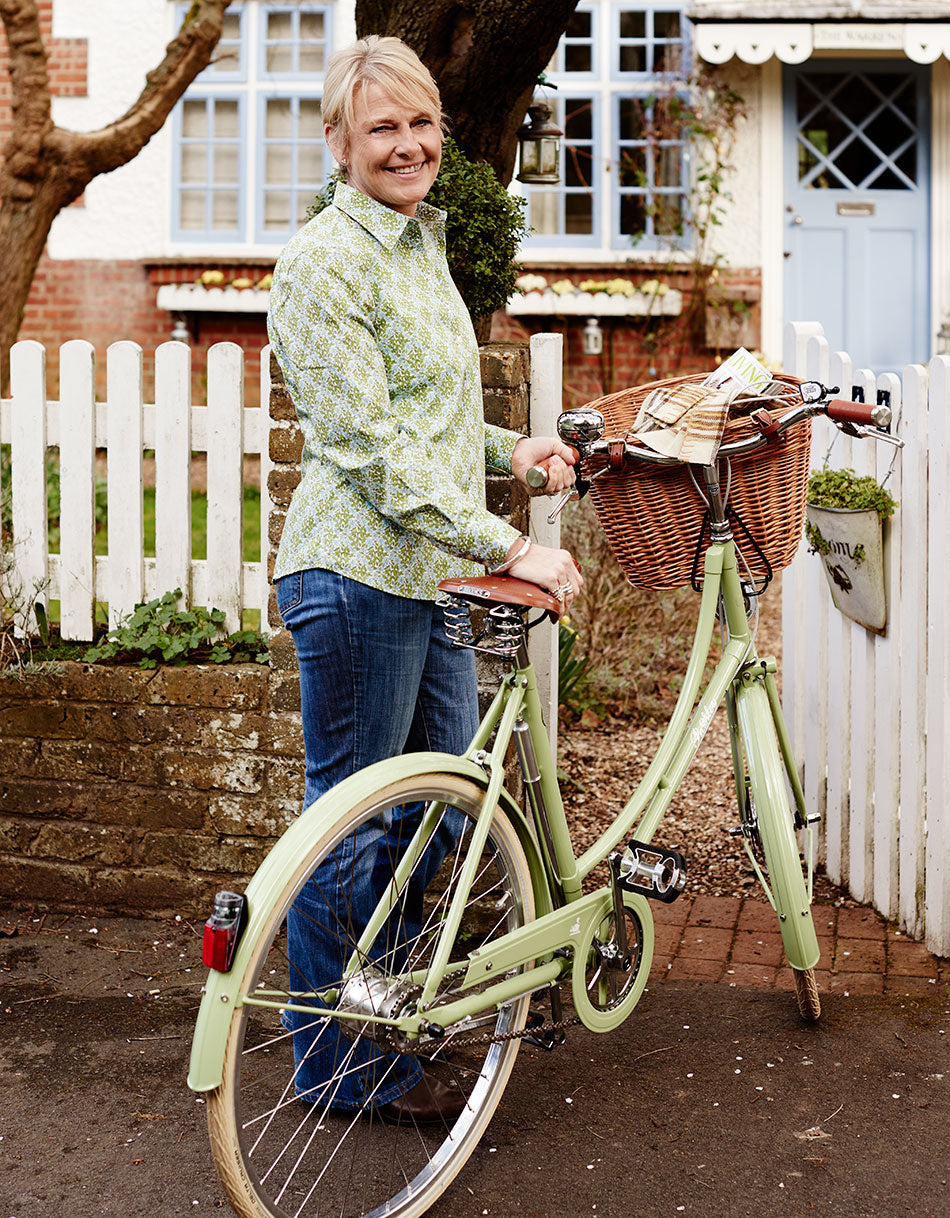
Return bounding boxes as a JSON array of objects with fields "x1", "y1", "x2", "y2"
[
  {"x1": 156, "y1": 284, "x2": 270, "y2": 314},
  {"x1": 507, "y1": 289, "x2": 682, "y2": 317}
]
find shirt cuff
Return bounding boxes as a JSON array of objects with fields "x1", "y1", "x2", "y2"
[{"x1": 484, "y1": 424, "x2": 524, "y2": 476}]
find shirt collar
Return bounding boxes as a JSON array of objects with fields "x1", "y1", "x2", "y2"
[{"x1": 333, "y1": 181, "x2": 446, "y2": 251}]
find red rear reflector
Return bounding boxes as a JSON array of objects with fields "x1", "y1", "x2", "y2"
[
  {"x1": 203, "y1": 923, "x2": 233, "y2": 971},
  {"x1": 202, "y1": 890, "x2": 248, "y2": 971}
]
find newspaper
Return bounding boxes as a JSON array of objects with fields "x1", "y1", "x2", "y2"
[{"x1": 632, "y1": 348, "x2": 771, "y2": 464}]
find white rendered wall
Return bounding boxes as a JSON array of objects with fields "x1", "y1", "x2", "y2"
[
  {"x1": 702, "y1": 60, "x2": 765, "y2": 276},
  {"x1": 48, "y1": 0, "x2": 173, "y2": 261}
]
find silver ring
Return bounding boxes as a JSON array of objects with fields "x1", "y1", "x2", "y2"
[{"x1": 554, "y1": 582, "x2": 572, "y2": 600}]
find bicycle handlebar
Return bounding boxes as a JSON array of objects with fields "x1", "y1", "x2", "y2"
[{"x1": 526, "y1": 388, "x2": 898, "y2": 489}]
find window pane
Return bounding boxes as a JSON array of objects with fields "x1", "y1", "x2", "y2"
[
  {"x1": 181, "y1": 145, "x2": 207, "y2": 184},
  {"x1": 213, "y1": 144, "x2": 239, "y2": 184},
  {"x1": 300, "y1": 12, "x2": 325, "y2": 40},
  {"x1": 655, "y1": 193, "x2": 683, "y2": 234},
  {"x1": 299, "y1": 44, "x2": 326, "y2": 73},
  {"x1": 564, "y1": 44, "x2": 591, "y2": 73},
  {"x1": 565, "y1": 101, "x2": 592, "y2": 141},
  {"x1": 214, "y1": 101, "x2": 240, "y2": 138},
  {"x1": 180, "y1": 191, "x2": 206, "y2": 231},
  {"x1": 620, "y1": 44, "x2": 647, "y2": 72},
  {"x1": 528, "y1": 191, "x2": 559, "y2": 236},
  {"x1": 299, "y1": 99, "x2": 323, "y2": 133},
  {"x1": 565, "y1": 149, "x2": 591, "y2": 189},
  {"x1": 221, "y1": 11, "x2": 240, "y2": 40},
  {"x1": 266, "y1": 144, "x2": 293, "y2": 186},
  {"x1": 266, "y1": 99, "x2": 293, "y2": 138},
  {"x1": 620, "y1": 11, "x2": 646, "y2": 38},
  {"x1": 264, "y1": 191, "x2": 291, "y2": 231},
  {"x1": 267, "y1": 44, "x2": 293, "y2": 73},
  {"x1": 182, "y1": 100, "x2": 207, "y2": 139},
  {"x1": 298, "y1": 144, "x2": 324, "y2": 181},
  {"x1": 620, "y1": 192, "x2": 647, "y2": 235},
  {"x1": 566, "y1": 11, "x2": 591, "y2": 37},
  {"x1": 297, "y1": 193, "x2": 314, "y2": 226},
  {"x1": 619, "y1": 99, "x2": 645, "y2": 141},
  {"x1": 654, "y1": 12, "x2": 681, "y2": 38},
  {"x1": 657, "y1": 144, "x2": 682, "y2": 188},
  {"x1": 565, "y1": 193, "x2": 593, "y2": 235},
  {"x1": 212, "y1": 191, "x2": 239, "y2": 229},
  {"x1": 267, "y1": 12, "x2": 293, "y2": 40},
  {"x1": 619, "y1": 147, "x2": 646, "y2": 186}
]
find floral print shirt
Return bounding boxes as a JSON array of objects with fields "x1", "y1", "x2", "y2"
[{"x1": 268, "y1": 182, "x2": 522, "y2": 599}]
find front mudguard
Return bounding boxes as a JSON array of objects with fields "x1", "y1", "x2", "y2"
[{"x1": 187, "y1": 751, "x2": 552, "y2": 1093}]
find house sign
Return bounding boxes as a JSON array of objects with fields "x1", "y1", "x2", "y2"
[{"x1": 694, "y1": 23, "x2": 950, "y2": 64}]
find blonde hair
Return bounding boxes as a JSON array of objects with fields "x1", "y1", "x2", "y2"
[{"x1": 322, "y1": 35, "x2": 444, "y2": 149}]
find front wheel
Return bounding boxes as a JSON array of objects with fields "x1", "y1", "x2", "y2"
[
  {"x1": 735, "y1": 683, "x2": 821, "y2": 1022},
  {"x1": 207, "y1": 772, "x2": 536, "y2": 1218}
]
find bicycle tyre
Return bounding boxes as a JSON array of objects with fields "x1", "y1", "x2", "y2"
[
  {"x1": 208, "y1": 772, "x2": 535, "y2": 1218},
  {"x1": 736, "y1": 683, "x2": 821, "y2": 1022},
  {"x1": 792, "y1": 966, "x2": 821, "y2": 1021}
]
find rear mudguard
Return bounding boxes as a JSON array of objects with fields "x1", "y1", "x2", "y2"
[{"x1": 187, "y1": 751, "x2": 552, "y2": 1093}]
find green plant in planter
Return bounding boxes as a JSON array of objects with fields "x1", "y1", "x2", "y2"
[
  {"x1": 307, "y1": 137, "x2": 527, "y2": 337},
  {"x1": 804, "y1": 468, "x2": 897, "y2": 565},
  {"x1": 83, "y1": 589, "x2": 269, "y2": 670}
]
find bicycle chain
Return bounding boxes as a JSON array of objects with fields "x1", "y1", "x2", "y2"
[{"x1": 392, "y1": 1009, "x2": 581, "y2": 1054}]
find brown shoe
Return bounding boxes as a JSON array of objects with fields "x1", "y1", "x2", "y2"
[{"x1": 375, "y1": 1073, "x2": 467, "y2": 1125}]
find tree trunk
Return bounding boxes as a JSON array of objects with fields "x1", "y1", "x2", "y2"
[{"x1": 355, "y1": 0, "x2": 579, "y2": 183}]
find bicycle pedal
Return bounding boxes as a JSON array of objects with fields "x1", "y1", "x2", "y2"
[
  {"x1": 522, "y1": 1009, "x2": 565, "y2": 1051},
  {"x1": 617, "y1": 839, "x2": 687, "y2": 903}
]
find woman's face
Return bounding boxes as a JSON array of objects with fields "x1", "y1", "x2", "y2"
[{"x1": 329, "y1": 81, "x2": 441, "y2": 217}]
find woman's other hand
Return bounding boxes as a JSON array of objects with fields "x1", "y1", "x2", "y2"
[
  {"x1": 511, "y1": 436, "x2": 577, "y2": 495},
  {"x1": 508, "y1": 542, "x2": 583, "y2": 617}
]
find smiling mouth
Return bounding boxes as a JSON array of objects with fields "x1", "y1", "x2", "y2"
[{"x1": 386, "y1": 163, "x2": 425, "y2": 176}]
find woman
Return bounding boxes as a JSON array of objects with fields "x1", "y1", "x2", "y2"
[{"x1": 268, "y1": 34, "x2": 582, "y2": 1124}]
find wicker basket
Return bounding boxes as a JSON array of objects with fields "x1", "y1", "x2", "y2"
[{"x1": 585, "y1": 372, "x2": 811, "y2": 590}]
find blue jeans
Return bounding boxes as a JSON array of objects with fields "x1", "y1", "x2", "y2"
[{"x1": 276, "y1": 568, "x2": 478, "y2": 1109}]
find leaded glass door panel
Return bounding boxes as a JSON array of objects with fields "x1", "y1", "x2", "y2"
[{"x1": 783, "y1": 62, "x2": 930, "y2": 374}]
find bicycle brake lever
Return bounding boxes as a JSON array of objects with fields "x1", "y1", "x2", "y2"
[{"x1": 836, "y1": 421, "x2": 905, "y2": 449}]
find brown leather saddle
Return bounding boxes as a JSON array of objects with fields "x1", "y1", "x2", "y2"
[{"x1": 437, "y1": 575, "x2": 561, "y2": 621}]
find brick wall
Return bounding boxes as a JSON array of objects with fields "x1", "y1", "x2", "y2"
[
  {"x1": 17, "y1": 257, "x2": 271, "y2": 406},
  {"x1": 0, "y1": 662, "x2": 304, "y2": 916},
  {"x1": 0, "y1": 343, "x2": 533, "y2": 916}
]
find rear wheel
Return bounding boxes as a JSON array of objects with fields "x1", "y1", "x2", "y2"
[
  {"x1": 735, "y1": 684, "x2": 821, "y2": 1022},
  {"x1": 207, "y1": 773, "x2": 535, "y2": 1218}
]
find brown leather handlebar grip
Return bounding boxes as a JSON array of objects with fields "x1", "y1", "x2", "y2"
[{"x1": 826, "y1": 398, "x2": 877, "y2": 425}]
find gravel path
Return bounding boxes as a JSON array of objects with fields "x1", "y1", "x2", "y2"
[{"x1": 557, "y1": 581, "x2": 852, "y2": 905}]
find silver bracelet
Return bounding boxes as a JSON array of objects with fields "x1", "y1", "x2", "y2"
[{"x1": 490, "y1": 536, "x2": 532, "y2": 575}]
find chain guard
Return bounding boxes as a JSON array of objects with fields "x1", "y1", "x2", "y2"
[{"x1": 570, "y1": 890, "x2": 654, "y2": 1033}]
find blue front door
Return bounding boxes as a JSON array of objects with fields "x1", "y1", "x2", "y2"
[{"x1": 783, "y1": 61, "x2": 930, "y2": 375}]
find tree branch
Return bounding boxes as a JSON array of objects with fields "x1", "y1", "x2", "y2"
[{"x1": 64, "y1": 0, "x2": 232, "y2": 182}]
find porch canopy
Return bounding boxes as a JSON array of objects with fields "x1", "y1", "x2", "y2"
[{"x1": 688, "y1": 2, "x2": 950, "y2": 64}]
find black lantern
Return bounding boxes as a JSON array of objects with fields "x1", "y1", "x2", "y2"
[{"x1": 516, "y1": 101, "x2": 563, "y2": 185}]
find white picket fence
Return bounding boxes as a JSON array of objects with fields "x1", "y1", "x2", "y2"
[
  {"x1": 782, "y1": 321, "x2": 950, "y2": 957},
  {"x1": 0, "y1": 340, "x2": 273, "y2": 637}
]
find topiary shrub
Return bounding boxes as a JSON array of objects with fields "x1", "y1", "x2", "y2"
[{"x1": 307, "y1": 136, "x2": 527, "y2": 337}]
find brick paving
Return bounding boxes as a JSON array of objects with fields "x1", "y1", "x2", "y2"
[{"x1": 648, "y1": 894, "x2": 949, "y2": 996}]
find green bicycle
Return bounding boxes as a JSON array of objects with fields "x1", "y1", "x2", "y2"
[{"x1": 188, "y1": 379, "x2": 894, "y2": 1218}]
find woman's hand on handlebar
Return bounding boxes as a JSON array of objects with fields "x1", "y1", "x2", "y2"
[
  {"x1": 509, "y1": 542, "x2": 583, "y2": 618},
  {"x1": 511, "y1": 436, "x2": 577, "y2": 495}
]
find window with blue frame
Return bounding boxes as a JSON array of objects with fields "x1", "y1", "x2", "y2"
[
  {"x1": 521, "y1": 0, "x2": 690, "y2": 254},
  {"x1": 172, "y1": 2, "x2": 333, "y2": 245}
]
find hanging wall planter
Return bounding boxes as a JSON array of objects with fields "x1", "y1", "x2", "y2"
[{"x1": 804, "y1": 468, "x2": 897, "y2": 634}]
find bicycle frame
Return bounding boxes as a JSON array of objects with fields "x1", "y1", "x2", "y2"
[{"x1": 327, "y1": 529, "x2": 817, "y2": 1041}]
